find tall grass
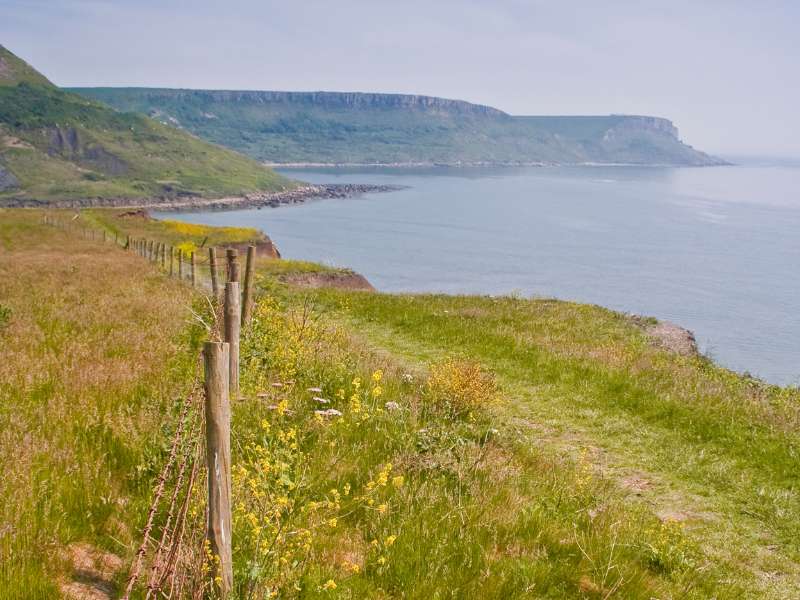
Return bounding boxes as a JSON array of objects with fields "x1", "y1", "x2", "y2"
[
  {"x1": 225, "y1": 290, "x2": 741, "y2": 598},
  {"x1": 0, "y1": 211, "x2": 199, "y2": 597}
]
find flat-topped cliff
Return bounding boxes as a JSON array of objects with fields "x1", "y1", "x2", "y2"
[{"x1": 71, "y1": 87, "x2": 725, "y2": 166}]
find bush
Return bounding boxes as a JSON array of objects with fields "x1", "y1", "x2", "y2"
[
  {"x1": 0, "y1": 304, "x2": 10, "y2": 328},
  {"x1": 426, "y1": 358, "x2": 498, "y2": 417}
]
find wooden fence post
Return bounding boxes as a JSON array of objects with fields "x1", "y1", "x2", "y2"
[
  {"x1": 209, "y1": 247, "x2": 220, "y2": 299},
  {"x1": 241, "y1": 245, "x2": 256, "y2": 326},
  {"x1": 226, "y1": 248, "x2": 240, "y2": 283},
  {"x1": 224, "y1": 282, "x2": 240, "y2": 399},
  {"x1": 191, "y1": 252, "x2": 196, "y2": 288},
  {"x1": 203, "y1": 341, "x2": 233, "y2": 595},
  {"x1": 161, "y1": 243, "x2": 166, "y2": 269},
  {"x1": 178, "y1": 250, "x2": 184, "y2": 280},
  {"x1": 169, "y1": 247, "x2": 174, "y2": 277}
]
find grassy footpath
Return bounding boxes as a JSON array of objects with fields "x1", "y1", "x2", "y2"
[
  {"x1": 2, "y1": 210, "x2": 798, "y2": 598},
  {"x1": 297, "y1": 289, "x2": 800, "y2": 598},
  {"x1": 0, "y1": 210, "x2": 200, "y2": 598}
]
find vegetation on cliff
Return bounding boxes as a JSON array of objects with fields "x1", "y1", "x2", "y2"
[
  {"x1": 0, "y1": 46, "x2": 296, "y2": 204},
  {"x1": 70, "y1": 88, "x2": 726, "y2": 166}
]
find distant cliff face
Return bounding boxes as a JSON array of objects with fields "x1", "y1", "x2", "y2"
[
  {"x1": 135, "y1": 89, "x2": 509, "y2": 118},
  {"x1": 609, "y1": 115, "x2": 679, "y2": 138},
  {"x1": 71, "y1": 87, "x2": 725, "y2": 166}
]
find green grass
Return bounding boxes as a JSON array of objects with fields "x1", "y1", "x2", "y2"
[
  {"x1": 83, "y1": 208, "x2": 266, "y2": 247},
  {"x1": 222, "y1": 282, "x2": 752, "y2": 598},
  {"x1": 277, "y1": 289, "x2": 800, "y2": 597},
  {"x1": 0, "y1": 45, "x2": 52, "y2": 87}
]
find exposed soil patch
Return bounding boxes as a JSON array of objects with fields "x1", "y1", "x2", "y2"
[
  {"x1": 629, "y1": 315, "x2": 698, "y2": 356},
  {"x1": 117, "y1": 209, "x2": 150, "y2": 219},
  {"x1": 284, "y1": 271, "x2": 374, "y2": 291},
  {"x1": 2, "y1": 134, "x2": 33, "y2": 149},
  {"x1": 60, "y1": 543, "x2": 123, "y2": 600}
]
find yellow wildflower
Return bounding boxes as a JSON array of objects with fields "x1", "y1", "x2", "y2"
[
  {"x1": 322, "y1": 579, "x2": 337, "y2": 591},
  {"x1": 385, "y1": 535, "x2": 397, "y2": 547}
]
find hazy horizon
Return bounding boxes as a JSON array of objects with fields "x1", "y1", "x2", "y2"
[{"x1": 2, "y1": 0, "x2": 798, "y2": 158}]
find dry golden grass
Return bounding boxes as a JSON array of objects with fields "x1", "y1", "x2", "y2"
[{"x1": 0, "y1": 210, "x2": 198, "y2": 598}]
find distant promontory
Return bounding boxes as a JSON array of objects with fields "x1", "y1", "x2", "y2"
[{"x1": 69, "y1": 88, "x2": 726, "y2": 167}]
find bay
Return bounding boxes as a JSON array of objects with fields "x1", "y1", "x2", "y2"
[{"x1": 157, "y1": 165, "x2": 800, "y2": 386}]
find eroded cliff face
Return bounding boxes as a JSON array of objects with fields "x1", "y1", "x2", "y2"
[
  {"x1": 605, "y1": 115, "x2": 679, "y2": 139},
  {"x1": 123, "y1": 89, "x2": 510, "y2": 118},
  {"x1": 0, "y1": 162, "x2": 19, "y2": 191},
  {"x1": 46, "y1": 126, "x2": 129, "y2": 175}
]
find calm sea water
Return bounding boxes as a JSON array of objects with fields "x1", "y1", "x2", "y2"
[{"x1": 158, "y1": 165, "x2": 800, "y2": 386}]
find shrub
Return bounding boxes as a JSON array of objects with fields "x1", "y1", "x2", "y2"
[
  {"x1": 426, "y1": 357, "x2": 498, "y2": 417},
  {"x1": 0, "y1": 304, "x2": 10, "y2": 328}
]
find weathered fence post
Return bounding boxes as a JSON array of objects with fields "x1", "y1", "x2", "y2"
[
  {"x1": 191, "y1": 252, "x2": 196, "y2": 288},
  {"x1": 203, "y1": 341, "x2": 233, "y2": 595},
  {"x1": 161, "y1": 243, "x2": 166, "y2": 269},
  {"x1": 209, "y1": 247, "x2": 220, "y2": 299},
  {"x1": 226, "y1": 248, "x2": 240, "y2": 283},
  {"x1": 169, "y1": 247, "x2": 174, "y2": 277},
  {"x1": 241, "y1": 245, "x2": 256, "y2": 326},
  {"x1": 224, "y1": 282, "x2": 240, "y2": 399},
  {"x1": 178, "y1": 250, "x2": 184, "y2": 280}
]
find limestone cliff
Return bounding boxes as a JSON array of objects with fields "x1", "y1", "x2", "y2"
[{"x1": 71, "y1": 87, "x2": 725, "y2": 166}]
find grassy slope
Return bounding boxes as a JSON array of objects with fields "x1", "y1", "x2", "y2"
[
  {"x1": 4, "y1": 212, "x2": 798, "y2": 598},
  {"x1": 0, "y1": 210, "x2": 200, "y2": 598},
  {"x1": 0, "y1": 46, "x2": 296, "y2": 202},
  {"x1": 69, "y1": 88, "x2": 721, "y2": 166},
  {"x1": 300, "y1": 289, "x2": 800, "y2": 597}
]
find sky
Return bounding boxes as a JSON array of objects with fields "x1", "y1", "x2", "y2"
[{"x1": 2, "y1": 0, "x2": 799, "y2": 157}]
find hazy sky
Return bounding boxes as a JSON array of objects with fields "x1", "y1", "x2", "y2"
[{"x1": 2, "y1": 0, "x2": 798, "y2": 156}]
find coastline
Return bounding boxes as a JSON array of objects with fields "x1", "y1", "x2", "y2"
[
  {"x1": 266, "y1": 160, "x2": 732, "y2": 168},
  {"x1": 0, "y1": 183, "x2": 404, "y2": 211}
]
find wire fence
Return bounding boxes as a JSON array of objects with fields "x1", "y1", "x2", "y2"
[{"x1": 42, "y1": 213, "x2": 256, "y2": 597}]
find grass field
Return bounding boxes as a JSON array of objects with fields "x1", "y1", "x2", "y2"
[
  {"x1": 0, "y1": 210, "x2": 201, "y2": 598},
  {"x1": 2, "y1": 210, "x2": 798, "y2": 598}
]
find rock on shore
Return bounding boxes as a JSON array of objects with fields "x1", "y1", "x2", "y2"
[{"x1": 0, "y1": 183, "x2": 404, "y2": 211}]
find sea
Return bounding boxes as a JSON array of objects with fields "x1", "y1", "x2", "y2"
[{"x1": 156, "y1": 164, "x2": 800, "y2": 386}]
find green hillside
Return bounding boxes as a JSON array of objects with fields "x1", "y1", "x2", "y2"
[
  {"x1": 70, "y1": 88, "x2": 726, "y2": 166},
  {"x1": 0, "y1": 46, "x2": 295, "y2": 204}
]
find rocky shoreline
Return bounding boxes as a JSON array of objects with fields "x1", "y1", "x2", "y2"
[{"x1": 0, "y1": 183, "x2": 404, "y2": 211}]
